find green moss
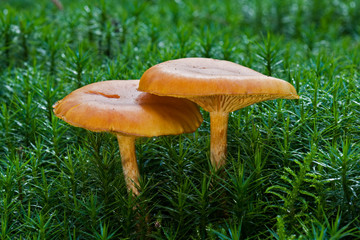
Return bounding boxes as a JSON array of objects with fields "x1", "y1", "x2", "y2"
[{"x1": 0, "y1": 0, "x2": 360, "y2": 238}]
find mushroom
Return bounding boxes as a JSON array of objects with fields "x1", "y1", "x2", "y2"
[
  {"x1": 138, "y1": 58, "x2": 299, "y2": 170},
  {"x1": 53, "y1": 80, "x2": 203, "y2": 196}
]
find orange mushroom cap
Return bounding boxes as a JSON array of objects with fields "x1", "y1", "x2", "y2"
[
  {"x1": 138, "y1": 58, "x2": 299, "y2": 112},
  {"x1": 53, "y1": 80, "x2": 203, "y2": 137}
]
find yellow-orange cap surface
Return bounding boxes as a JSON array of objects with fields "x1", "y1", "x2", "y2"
[
  {"x1": 53, "y1": 80, "x2": 203, "y2": 137},
  {"x1": 138, "y1": 58, "x2": 299, "y2": 112}
]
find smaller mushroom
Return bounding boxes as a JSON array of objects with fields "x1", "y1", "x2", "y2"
[
  {"x1": 138, "y1": 58, "x2": 299, "y2": 170},
  {"x1": 53, "y1": 80, "x2": 203, "y2": 196}
]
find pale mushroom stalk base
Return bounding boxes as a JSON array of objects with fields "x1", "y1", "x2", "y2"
[
  {"x1": 210, "y1": 111, "x2": 229, "y2": 170},
  {"x1": 116, "y1": 134, "x2": 140, "y2": 196}
]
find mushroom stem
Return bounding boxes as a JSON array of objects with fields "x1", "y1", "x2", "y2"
[
  {"x1": 116, "y1": 134, "x2": 140, "y2": 196},
  {"x1": 210, "y1": 111, "x2": 229, "y2": 170}
]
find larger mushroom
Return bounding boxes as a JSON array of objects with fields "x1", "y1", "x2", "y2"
[
  {"x1": 53, "y1": 80, "x2": 203, "y2": 195},
  {"x1": 138, "y1": 58, "x2": 299, "y2": 170}
]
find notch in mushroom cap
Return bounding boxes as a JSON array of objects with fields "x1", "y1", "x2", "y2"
[
  {"x1": 138, "y1": 58, "x2": 299, "y2": 170},
  {"x1": 53, "y1": 80, "x2": 203, "y2": 195}
]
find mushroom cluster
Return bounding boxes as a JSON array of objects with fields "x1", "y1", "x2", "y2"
[{"x1": 53, "y1": 57, "x2": 299, "y2": 196}]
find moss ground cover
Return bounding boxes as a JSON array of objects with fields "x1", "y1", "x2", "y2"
[{"x1": 1, "y1": 0, "x2": 360, "y2": 239}]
